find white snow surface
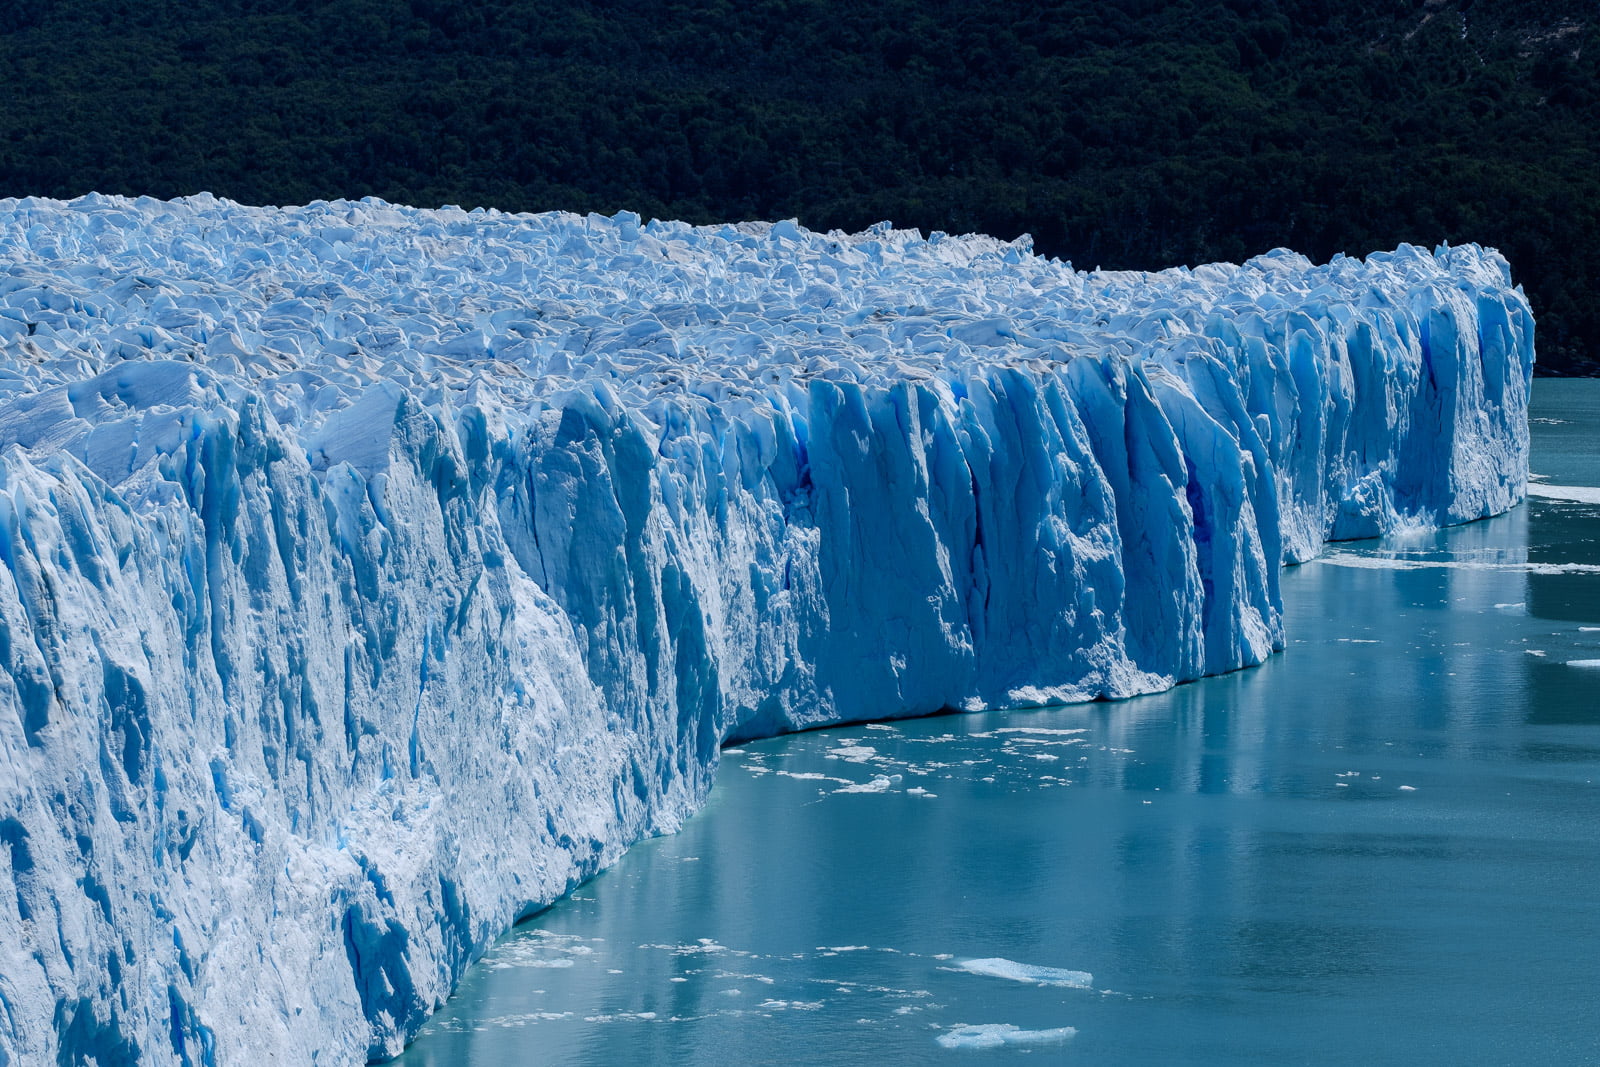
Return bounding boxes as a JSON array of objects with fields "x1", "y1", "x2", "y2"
[{"x1": 0, "y1": 194, "x2": 1532, "y2": 1064}]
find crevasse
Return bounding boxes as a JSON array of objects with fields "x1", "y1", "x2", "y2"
[{"x1": 0, "y1": 196, "x2": 1531, "y2": 1064}]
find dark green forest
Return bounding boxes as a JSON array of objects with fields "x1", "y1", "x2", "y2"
[{"x1": 0, "y1": 0, "x2": 1594, "y2": 373}]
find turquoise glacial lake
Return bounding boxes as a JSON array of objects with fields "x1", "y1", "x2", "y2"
[{"x1": 397, "y1": 380, "x2": 1600, "y2": 1064}]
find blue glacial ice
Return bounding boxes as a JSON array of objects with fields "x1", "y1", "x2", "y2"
[
  {"x1": 937, "y1": 1022, "x2": 1079, "y2": 1050},
  {"x1": 0, "y1": 194, "x2": 1532, "y2": 1063}
]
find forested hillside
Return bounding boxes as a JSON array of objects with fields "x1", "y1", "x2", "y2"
[{"x1": 0, "y1": 0, "x2": 1593, "y2": 373}]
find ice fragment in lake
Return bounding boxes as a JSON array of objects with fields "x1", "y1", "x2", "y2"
[
  {"x1": 937, "y1": 1023, "x2": 1079, "y2": 1049},
  {"x1": 957, "y1": 958, "x2": 1094, "y2": 988},
  {"x1": 0, "y1": 195, "x2": 1532, "y2": 1064},
  {"x1": 993, "y1": 727, "x2": 1089, "y2": 735},
  {"x1": 1526, "y1": 484, "x2": 1600, "y2": 504},
  {"x1": 833, "y1": 775, "x2": 895, "y2": 794},
  {"x1": 1318, "y1": 556, "x2": 1600, "y2": 575}
]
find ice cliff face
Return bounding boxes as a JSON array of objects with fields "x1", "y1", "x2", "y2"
[{"x1": 0, "y1": 195, "x2": 1532, "y2": 1064}]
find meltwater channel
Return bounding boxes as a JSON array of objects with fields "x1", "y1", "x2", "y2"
[{"x1": 397, "y1": 380, "x2": 1600, "y2": 1065}]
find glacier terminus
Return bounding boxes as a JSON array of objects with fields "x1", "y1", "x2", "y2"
[{"x1": 0, "y1": 195, "x2": 1532, "y2": 1064}]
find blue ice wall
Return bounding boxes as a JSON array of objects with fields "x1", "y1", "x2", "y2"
[{"x1": 0, "y1": 197, "x2": 1531, "y2": 1063}]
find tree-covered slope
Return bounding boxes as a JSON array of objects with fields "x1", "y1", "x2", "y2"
[{"x1": 0, "y1": 0, "x2": 1593, "y2": 373}]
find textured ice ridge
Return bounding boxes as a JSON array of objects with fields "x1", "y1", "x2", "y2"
[{"x1": 0, "y1": 195, "x2": 1531, "y2": 1064}]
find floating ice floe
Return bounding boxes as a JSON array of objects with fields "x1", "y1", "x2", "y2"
[
  {"x1": 1525, "y1": 484, "x2": 1600, "y2": 505},
  {"x1": 937, "y1": 1023, "x2": 1079, "y2": 1049},
  {"x1": 956, "y1": 958, "x2": 1094, "y2": 989}
]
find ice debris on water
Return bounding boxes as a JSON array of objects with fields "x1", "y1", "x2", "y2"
[
  {"x1": 0, "y1": 194, "x2": 1532, "y2": 1064},
  {"x1": 937, "y1": 1023, "x2": 1079, "y2": 1049},
  {"x1": 956, "y1": 958, "x2": 1094, "y2": 989}
]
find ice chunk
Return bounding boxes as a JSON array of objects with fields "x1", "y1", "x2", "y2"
[
  {"x1": 1526, "y1": 484, "x2": 1600, "y2": 504},
  {"x1": 833, "y1": 775, "x2": 895, "y2": 794},
  {"x1": 1317, "y1": 556, "x2": 1600, "y2": 575},
  {"x1": 993, "y1": 727, "x2": 1089, "y2": 736},
  {"x1": 937, "y1": 1023, "x2": 1078, "y2": 1049},
  {"x1": 956, "y1": 958, "x2": 1094, "y2": 988}
]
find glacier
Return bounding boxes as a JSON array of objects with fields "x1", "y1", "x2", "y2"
[{"x1": 0, "y1": 194, "x2": 1532, "y2": 1064}]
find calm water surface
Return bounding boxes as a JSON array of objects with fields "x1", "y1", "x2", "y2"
[{"x1": 398, "y1": 380, "x2": 1600, "y2": 1065}]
